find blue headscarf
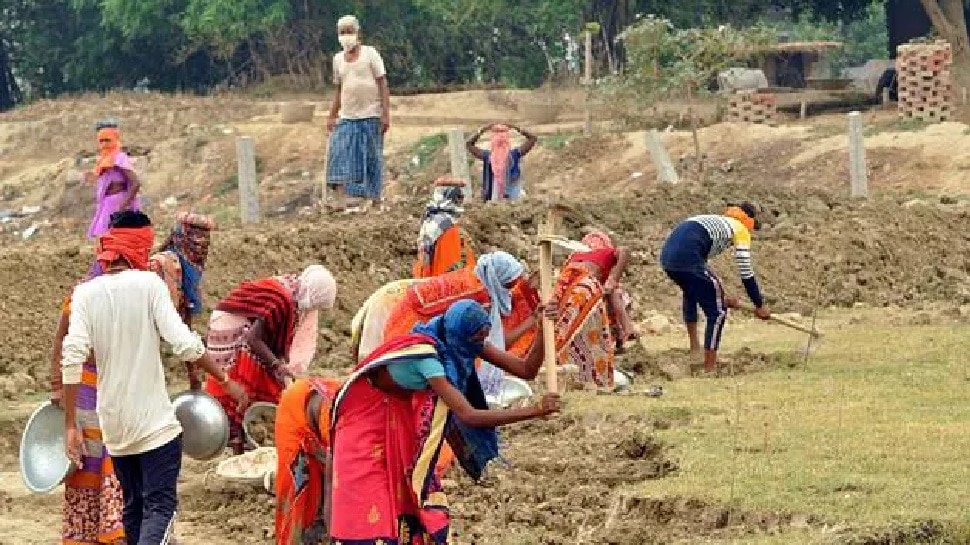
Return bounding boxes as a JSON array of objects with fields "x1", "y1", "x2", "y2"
[
  {"x1": 473, "y1": 251, "x2": 523, "y2": 396},
  {"x1": 412, "y1": 299, "x2": 500, "y2": 480}
]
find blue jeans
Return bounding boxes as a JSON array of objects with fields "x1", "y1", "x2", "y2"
[{"x1": 112, "y1": 435, "x2": 182, "y2": 545}]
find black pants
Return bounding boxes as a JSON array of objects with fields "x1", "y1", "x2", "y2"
[
  {"x1": 112, "y1": 435, "x2": 182, "y2": 545},
  {"x1": 664, "y1": 268, "x2": 727, "y2": 351}
]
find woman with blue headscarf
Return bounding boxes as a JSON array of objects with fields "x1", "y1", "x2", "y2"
[{"x1": 273, "y1": 300, "x2": 559, "y2": 544}]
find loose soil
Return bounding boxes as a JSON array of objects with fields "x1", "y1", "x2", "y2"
[{"x1": 5, "y1": 91, "x2": 970, "y2": 543}]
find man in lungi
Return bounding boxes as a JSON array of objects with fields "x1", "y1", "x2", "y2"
[{"x1": 325, "y1": 14, "x2": 391, "y2": 212}]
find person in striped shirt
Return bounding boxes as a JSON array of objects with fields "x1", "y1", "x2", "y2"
[{"x1": 660, "y1": 202, "x2": 771, "y2": 371}]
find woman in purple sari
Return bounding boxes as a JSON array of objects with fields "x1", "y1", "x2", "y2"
[{"x1": 85, "y1": 126, "x2": 141, "y2": 239}]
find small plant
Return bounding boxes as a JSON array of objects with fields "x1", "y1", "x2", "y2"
[{"x1": 539, "y1": 132, "x2": 576, "y2": 150}]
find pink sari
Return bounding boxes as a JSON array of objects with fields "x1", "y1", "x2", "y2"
[{"x1": 329, "y1": 335, "x2": 454, "y2": 544}]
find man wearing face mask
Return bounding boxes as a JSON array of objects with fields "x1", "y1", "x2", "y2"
[{"x1": 326, "y1": 14, "x2": 391, "y2": 213}]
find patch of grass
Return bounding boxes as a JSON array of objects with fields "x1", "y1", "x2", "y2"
[
  {"x1": 539, "y1": 131, "x2": 577, "y2": 150},
  {"x1": 215, "y1": 174, "x2": 238, "y2": 196},
  {"x1": 408, "y1": 132, "x2": 448, "y2": 168},
  {"x1": 864, "y1": 117, "x2": 929, "y2": 137},
  {"x1": 567, "y1": 310, "x2": 970, "y2": 543}
]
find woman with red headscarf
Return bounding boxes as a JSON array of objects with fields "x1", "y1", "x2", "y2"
[
  {"x1": 466, "y1": 123, "x2": 537, "y2": 201},
  {"x1": 573, "y1": 230, "x2": 640, "y2": 351},
  {"x1": 85, "y1": 123, "x2": 141, "y2": 239}
]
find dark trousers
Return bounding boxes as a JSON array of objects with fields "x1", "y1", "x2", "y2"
[
  {"x1": 112, "y1": 435, "x2": 182, "y2": 545},
  {"x1": 665, "y1": 268, "x2": 727, "y2": 351}
]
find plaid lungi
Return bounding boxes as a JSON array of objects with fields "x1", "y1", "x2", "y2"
[{"x1": 326, "y1": 117, "x2": 384, "y2": 200}]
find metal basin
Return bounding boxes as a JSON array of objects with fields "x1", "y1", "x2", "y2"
[
  {"x1": 486, "y1": 376, "x2": 534, "y2": 409},
  {"x1": 171, "y1": 390, "x2": 229, "y2": 461},
  {"x1": 242, "y1": 402, "x2": 277, "y2": 449},
  {"x1": 20, "y1": 401, "x2": 75, "y2": 494}
]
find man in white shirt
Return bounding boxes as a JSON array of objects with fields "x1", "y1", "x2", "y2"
[
  {"x1": 325, "y1": 14, "x2": 391, "y2": 212},
  {"x1": 61, "y1": 211, "x2": 247, "y2": 545}
]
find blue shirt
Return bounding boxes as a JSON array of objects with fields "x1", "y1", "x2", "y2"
[{"x1": 387, "y1": 357, "x2": 446, "y2": 390}]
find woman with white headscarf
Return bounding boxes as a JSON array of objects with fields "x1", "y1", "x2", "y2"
[{"x1": 205, "y1": 265, "x2": 338, "y2": 454}]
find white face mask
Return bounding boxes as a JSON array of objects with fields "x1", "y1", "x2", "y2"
[{"x1": 338, "y1": 34, "x2": 358, "y2": 51}]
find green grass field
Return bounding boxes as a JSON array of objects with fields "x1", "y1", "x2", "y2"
[{"x1": 570, "y1": 309, "x2": 970, "y2": 543}]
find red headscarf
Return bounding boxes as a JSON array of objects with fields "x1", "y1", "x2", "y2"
[{"x1": 97, "y1": 226, "x2": 154, "y2": 271}]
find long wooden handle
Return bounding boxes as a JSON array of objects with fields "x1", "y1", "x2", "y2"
[
  {"x1": 538, "y1": 224, "x2": 557, "y2": 394},
  {"x1": 742, "y1": 305, "x2": 821, "y2": 338},
  {"x1": 769, "y1": 314, "x2": 822, "y2": 338}
]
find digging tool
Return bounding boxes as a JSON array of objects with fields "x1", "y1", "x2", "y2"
[
  {"x1": 740, "y1": 305, "x2": 822, "y2": 339},
  {"x1": 538, "y1": 208, "x2": 562, "y2": 394}
]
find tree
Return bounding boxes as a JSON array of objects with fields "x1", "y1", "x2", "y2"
[
  {"x1": 918, "y1": 0, "x2": 970, "y2": 90},
  {"x1": 603, "y1": 16, "x2": 775, "y2": 170},
  {"x1": 0, "y1": 35, "x2": 22, "y2": 110}
]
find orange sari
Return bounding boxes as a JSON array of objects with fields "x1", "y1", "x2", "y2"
[
  {"x1": 552, "y1": 263, "x2": 615, "y2": 389},
  {"x1": 274, "y1": 378, "x2": 340, "y2": 545},
  {"x1": 412, "y1": 226, "x2": 476, "y2": 278},
  {"x1": 383, "y1": 268, "x2": 490, "y2": 341},
  {"x1": 502, "y1": 282, "x2": 540, "y2": 358}
]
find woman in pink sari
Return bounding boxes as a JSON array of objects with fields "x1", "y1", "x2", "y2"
[
  {"x1": 275, "y1": 300, "x2": 559, "y2": 544},
  {"x1": 85, "y1": 125, "x2": 141, "y2": 239}
]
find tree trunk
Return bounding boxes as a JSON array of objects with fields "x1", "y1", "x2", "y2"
[
  {"x1": 919, "y1": 0, "x2": 970, "y2": 91},
  {"x1": 0, "y1": 36, "x2": 21, "y2": 111}
]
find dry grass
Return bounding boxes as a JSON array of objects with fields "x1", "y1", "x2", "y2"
[{"x1": 567, "y1": 309, "x2": 970, "y2": 543}]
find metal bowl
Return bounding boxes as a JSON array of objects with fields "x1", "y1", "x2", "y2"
[
  {"x1": 242, "y1": 402, "x2": 277, "y2": 449},
  {"x1": 171, "y1": 390, "x2": 229, "y2": 461},
  {"x1": 486, "y1": 376, "x2": 534, "y2": 409},
  {"x1": 20, "y1": 401, "x2": 75, "y2": 494}
]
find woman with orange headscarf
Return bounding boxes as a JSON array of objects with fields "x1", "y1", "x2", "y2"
[
  {"x1": 85, "y1": 123, "x2": 141, "y2": 239},
  {"x1": 466, "y1": 123, "x2": 537, "y2": 201},
  {"x1": 660, "y1": 202, "x2": 772, "y2": 372}
]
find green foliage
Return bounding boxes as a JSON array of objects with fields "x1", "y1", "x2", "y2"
[
  {"x1": 606, "y1": 15, "x2": 776, "y2": 103},
  {"x1": 762, "y1": 3, "x2": 888, "y2": 74},
  {"x1": 2, "y1": 0, "x2": 882, "y2": 108}
]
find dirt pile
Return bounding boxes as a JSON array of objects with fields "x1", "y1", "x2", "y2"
[
  {"x1": 449, "y1": 414, "x2": 678, "y2": 544},
  {"x1": 6, "y1": 180, "x2": 970, "y2": 393}
]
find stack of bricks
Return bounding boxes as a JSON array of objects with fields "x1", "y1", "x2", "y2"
[
  {"x1": 896, "y1": 40, "x2": 952, "y2": 122},
  {"x1": 727, "y1": 91, "x2": 777, "y2": 125}
]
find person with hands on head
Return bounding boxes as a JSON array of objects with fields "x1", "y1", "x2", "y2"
[
  {"x1": 325, "y1": 14, "x2": 391, "y2": 212},
  {"x1": 59, "y1": 210, "x2": 247, "y2": 545},
  {"x1": 205, "y1": 265, "x2": 338, "y2": 454},
  {"x1": 466, "y1": 122, "x2": 538, "y2": 201},
  {"x1": 273, "y1": 299, "x2": 560, "y2": 545},
  {"x1": 660, "y1": 201, "x2": 771, "y2": 372}
]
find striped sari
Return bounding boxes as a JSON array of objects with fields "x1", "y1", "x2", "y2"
[{"x1": 58, "y1": 298, "x2": 126, "y2": 545}]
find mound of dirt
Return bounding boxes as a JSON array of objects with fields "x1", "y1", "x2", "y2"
[
  {"x1": 8, "y1": 179, "x2": 970, "y2": 390},
  {"x1": 450, "y1": 414, "x2": 678, "y2": 544}
]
